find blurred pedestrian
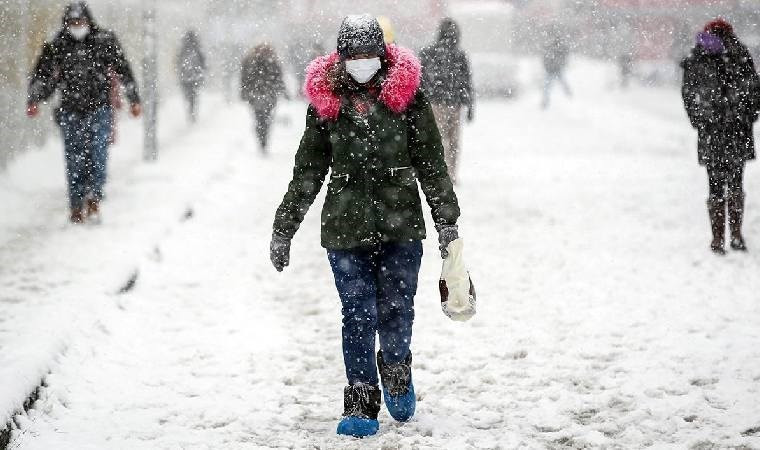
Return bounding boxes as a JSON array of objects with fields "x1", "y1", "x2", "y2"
[
  {"x1": 618, "y1": 53, "x2": 634, "y2": 89},
  {"x1": 681, "y1": 19, "x2": 760, "y2": 254},
  {"x1": 240, "y1": 43, "x2": 288, "y2": 154},
  {"x1": 176, "y1": 30, "x2": 206, "y2": 124},
  {"x1": 27, "y1": 2, "x2": 141, "y2": 224},
  {"x1": 377, "y1": 15, "x2": 395, "y2": 44},
  {"x1": 614, "y1": 20, "x2": 636, "y2": 89},
  {"x1": 419, "y1": 18, "x2": 474, "y2": 184},
  {"x1": 541, "y1": 34, "x2": 572, "y2": 109},
  {"x1": 270, "y1": 14, "x2": 461, "y2": 438}
]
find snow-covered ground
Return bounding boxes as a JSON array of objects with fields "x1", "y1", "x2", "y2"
[{"x1": 4, "y1": 59, "x2": 760, "y2": 449}]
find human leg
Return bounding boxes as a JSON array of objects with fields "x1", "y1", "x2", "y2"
[
  {"x1": 375, "y1": 240, "x2": 423, "y2": 422},
  {"x1": 327, "y1": 247, "x2": 382, "y2": 436},
  {"x1": 727, "y1": 162, "x2": 747, "y2": 250},
  {"x1": 707, "y1": 163, "x2": 728, "y2": 254},
  {"x1": 57, "y1": 110, "x2": 88, "y2": 221}
]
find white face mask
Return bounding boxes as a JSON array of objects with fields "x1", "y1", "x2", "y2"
[
  {"x1": 69, "y1": 25, "x2": 90, "y2": 41},
  {"x1": 345, "y1": 57, "x2": 381, "y2": 84}
]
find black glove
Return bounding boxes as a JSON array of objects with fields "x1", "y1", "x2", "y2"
[
  {"x1": 270, "y1": 233, "x2": 291, "y2": 272},
  {"x1": 436, "y1": 224, "x2": 459, "y2": 259}
]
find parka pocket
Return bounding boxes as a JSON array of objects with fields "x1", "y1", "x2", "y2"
[
  {"x1": 328, "y1": 173, "x2": 350, "y2": 194},
  {"x1": 387, "y1": 167, "x2": 417, "y2": 186},
  {"x1": 382, "y1": 167, "x2": 420, "y2": 213}
]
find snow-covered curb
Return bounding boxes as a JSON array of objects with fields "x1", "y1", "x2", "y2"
[{"x1": 0, "y1": 95, "x2": 253, "y2": 445}]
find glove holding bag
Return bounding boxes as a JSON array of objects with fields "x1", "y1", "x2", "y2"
[{"x1": 439, "y1": 238, "x2": 477, "y2": 322}]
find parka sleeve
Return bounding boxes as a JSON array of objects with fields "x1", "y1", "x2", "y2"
[
  {"x1": 461, "y1": 52, "x2": 474, "y2": 109},
  {"x1": 407, "y1": 92, "x2": 460, "y2": 227},
  {"x1": 272, "y1": 106, "x2": 331, "y2": 239},
  {"x1": 28, "y1": 42, "x2": 59, "y2": 105},
  {"x1": 739, "y1": 49, "x2": 760, "y2": 122},
  {"x1": 106, "y1": 32, "x2": 140, "y2": 105},
  {"x1": 681, "y1": 59, "x2": 703, "y2": 129}
]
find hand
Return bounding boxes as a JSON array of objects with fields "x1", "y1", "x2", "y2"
[
  {"x1": 466, "y1": 106, "x2": 474, "y2": 123},
  {"x1": 130, "y1": 103, "x2": 142, "y2": 117},
  {"x1": 436, "y1": 224, "x2": 459, "y2": 259},
  {"x1": 27, "y1": 103, "x2": 39, "y2": 118},
  {"x1": 270, "y1": 233, "x2": 291, "y2": 272}
]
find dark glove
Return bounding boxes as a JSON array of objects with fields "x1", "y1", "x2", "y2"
[
  {"x1": 466, "y1": 106, "x2": 474, "y2": 123},
  {"x1": 270, "y1": 233, "x2": 291, "y2": 272},
  {"x1": 436, "y1": 224, "x2": 459, "y2": 259}
]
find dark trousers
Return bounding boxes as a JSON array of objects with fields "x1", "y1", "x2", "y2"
[
  {"x1": 56, "y1": 106, "x2": 112, "y2": 210},
  {"x1": 542, "y1": 70, "x2": 572, "y2": 108},
  {"x1": 182, "y1": 84, "x2": 198, "y2": 123},
  {"x1": 327, "y1": 241, "x2": 423, "y2": 386},
  {"x1": 707, "y1": 160, "x2": 744, "y2": 200},
  {"x1": 250, "y1": 101, "x2": 275, "y2": 152}
]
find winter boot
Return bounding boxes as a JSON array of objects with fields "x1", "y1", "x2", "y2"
[
  {"x1": 708, "y1": 196, "x2": 726, "y2": 255},
  {"x1": 336, "y1": 383, "x2": 381, "y2": 438},
  {"x1": 86, "y1": 198, "x2": 101, "y2": 222},
  {"x1": 728, "y1": 192, "x2": 747, "y2": 251},
  {"x1": 70, "y1": 208, "x2": 84, "y2": 224},
  {"x1": 377, "y1": 350, "x2": 415, "y2": 422}
]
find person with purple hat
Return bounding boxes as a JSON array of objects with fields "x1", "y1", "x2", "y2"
[{"x1": 681, "y1": 19, "x2": 760, "y2": 254}]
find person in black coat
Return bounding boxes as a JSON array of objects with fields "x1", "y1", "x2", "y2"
[
  {"x1": 27, "y1": 2, "x2": 141, "y2": 224},
  {"x1": 681, "y1": 19, "x2": 760, "y2": 254},
  {"x1": 176, "y1": 30, "x2": 206, "y2": 124},
  {"x1": 541, "y1": 34, "x2": 572, "y2": 109},
  {"x1": 240, "y1": 43, "x2": 288, "y2": 154},
  {"x1": 419, "y1": 18, "x2": 474, "y2": 184}
]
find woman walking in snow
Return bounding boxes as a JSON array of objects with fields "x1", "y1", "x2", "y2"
[
  {"x1": 681, "y1": 19, "x2": 760, "y2": 254},
  {"x1": 270, "y1": 15, "x2": 461, "y2": 438}
]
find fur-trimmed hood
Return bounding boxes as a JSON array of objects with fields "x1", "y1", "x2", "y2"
[{"x1": 303, "y1": 44, "x2": 421, "y2": 121}]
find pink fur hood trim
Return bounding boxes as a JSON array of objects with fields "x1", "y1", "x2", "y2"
[{"x1": 303, "y1": 44, "x2": 422, "y2": 121}]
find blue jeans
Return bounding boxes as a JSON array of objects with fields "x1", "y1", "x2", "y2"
[
  {"x1": 327, "y1": 241, "x2": 423, "y2": 386},
  {"x1": 56, "y1": 106, "x2": 113, "y2": 210},
  {"x1": 541, "y1": 71, "x2": 572, "y2": 108}
]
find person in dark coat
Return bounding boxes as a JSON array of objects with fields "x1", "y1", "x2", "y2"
[
  {"x1": 27, "y1": 2, "x2": 141, "y2": 224},
  {"x1": 269, "y1": 14, "x2": 461, "y2": 438},
  {"x1": 682, "y1": 19, "x2": 760, "y2": 254},
  {"x1": 240, "y1": 43, "x2": 288, "y2": 153},
  {"x1": 541, "y1": 34, "x2": 572, "y2": 109},
  {"x1": 419, "y1": 18, "x2": 474, "y2": 184},
  {"x1": 176, "y1": 30, "x2": 206, "y2": 124}
]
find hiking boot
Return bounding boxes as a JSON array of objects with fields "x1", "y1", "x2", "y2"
[
  {"x1": 86, "y1": 198, "x2": 100, "y2": 219},
  {"x1": 708, "y1": 196, "x2": 726, "y2": 255},
  {"x1": 336, "y1": 383, "x2": 381, "y2": 438},
  {"x1": 377, "y1": 350, "x2": 415, "y2": 422},
  {"x1": 70, "y1": 208, "x2": 84, "y2": 224},
  {"x1": 728, "y1": 192, "x2": 747, "y2": 251}
]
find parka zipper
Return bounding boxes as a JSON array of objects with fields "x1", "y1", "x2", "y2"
[
  {"x1": 389, "y1": 166, "x2": 412, "y2": 177},
  {"x1": 330, "y1": 173, "x2": 350, "y2": 194}
]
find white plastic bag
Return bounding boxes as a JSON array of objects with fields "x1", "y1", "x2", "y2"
[{"x1": 439, "y1": 238, "x2": 476, "y2": 321}]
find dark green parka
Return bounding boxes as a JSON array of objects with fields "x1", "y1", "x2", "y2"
[{"x1": 273, "y1": 45, "x2": 459, "y2": 250}]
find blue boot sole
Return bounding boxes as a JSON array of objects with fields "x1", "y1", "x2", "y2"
[
  {"x1": 383, "y1": 381, "x2": 416, "y2": 422},
  {"x1": 336, "y1": 416, "x2": 379, "y2": 437}
]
